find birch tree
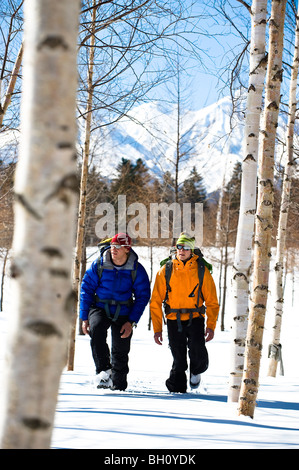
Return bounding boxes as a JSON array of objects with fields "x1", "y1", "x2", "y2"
[
  {"x1": 67, "y1": 0, "x2": 97, "y2": 372},
  {"x1": 238, "y1": 0, "x2": 286, "y2": 418},
  {"x1": 215, "y1": 169, "x2": 226, "y2": 307},
  {"x1": 0, "y1": 0, "x2": 80, "y2": 449},
  {"x1": 268, "y1": 1, "x2": 299, "y2": 377},
  {"x1": 228, "y1": 0, "x2": 268, "y2": 403}
]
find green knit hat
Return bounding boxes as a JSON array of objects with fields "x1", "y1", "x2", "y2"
[{"x1": 176, "y1": 232, "x2": 195, "y2": 251}]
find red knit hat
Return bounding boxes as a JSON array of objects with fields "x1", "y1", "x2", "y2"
[{"x1": 111, "y1": 233, "x2": 131, "y2": 248}]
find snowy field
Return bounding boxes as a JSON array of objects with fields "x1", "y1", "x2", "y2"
[{"x1": 0, "y1": 246, "x2": 299, "y2": 451}]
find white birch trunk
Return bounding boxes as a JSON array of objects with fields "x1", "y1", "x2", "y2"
[
  {"x1": 67, "y1": 0, "x2": 97, "y2": 371},
  {"x1": 238, "y1": 0, "x2": 286, "y2": 418},
  {"x1": 268, "y1": 2, "x2": 299, "y2": 377},
  {"x1": 228, "y1": 0, "x2": 268, "y2": 402},
  {"x1": 216, "y1": 171, "x2": 226, "y2": 249},
  {"x1": 216, "y1": 166, "x2": 228, "y2": 306},
  {"x1": 0, "y1": 0, "x2": 80, "y2": 449}
]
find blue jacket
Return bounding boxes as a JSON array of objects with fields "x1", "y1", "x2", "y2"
[{"x1": 79, "y1": 248, "x2": 150, "y2": 323}]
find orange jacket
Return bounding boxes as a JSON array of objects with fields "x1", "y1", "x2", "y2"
[{"x1": 150, "y1": 254, "x2": 219, "y2": 333}]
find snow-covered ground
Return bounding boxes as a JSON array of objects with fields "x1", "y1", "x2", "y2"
[{"x1": 0, "y1": 247, "x2": 298, "y2": 450}]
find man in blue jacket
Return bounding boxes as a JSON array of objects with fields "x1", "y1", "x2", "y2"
[{"x1": 80, "y1": 233, "x2": 150, "y2": 391}]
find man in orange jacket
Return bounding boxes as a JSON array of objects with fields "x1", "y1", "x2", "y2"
[{"x1": 150, "y1": 232, "x2": 219, "y2": 393}]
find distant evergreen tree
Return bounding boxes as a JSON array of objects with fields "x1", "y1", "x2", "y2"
[
  {"x1": 108, "y1": 158, "x2": 153, "y2": 239},
  {"x1": 133, "y1": 158, "x2": 152, "y2": 196},
  {"x1": 161, "y1": 171, "x2": 176, "y2": 204},
  {"x1": 85, "y1": 166, "x2": 110, "y2": 245},
  {"x1": 110, "y1": 158, "x2": 135, "y2": 204},
  {"x1": 225, "y1": 161, "x2": 242, "y2": 212},
  {"x1": 110, "y1": 157, "x2": 152, "y2": 204},
  {"x1": 181, "y1": 166, "x2": 207, "y2": 209},
  {"x1": 150, "y1": 170, "x2": 176, "y2": 204},
  {"x1": 220, "y1": 161, "x2": 242, "y2": 247}
]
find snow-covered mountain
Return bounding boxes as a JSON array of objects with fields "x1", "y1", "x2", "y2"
[
  {"x1": 1, "y1": 96, "x2": 246, "y2": 194},
  {"x1": 91, "y1": 96, "x2": 245, "y2": 194}
]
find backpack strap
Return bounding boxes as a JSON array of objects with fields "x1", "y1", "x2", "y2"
[
  {"x1": 161, "y1": 259, "x2": 173, "y2": 325},
  {"x1": 130, "y1": 266, "x2": 137, "y2": 284},
  {"x1": 96, "y1": 297, "x2": 134, "y2": 322},
  {"x1": 163, "y1": 259, "x2": 173, "y2": 304},
  {"x1": 195, "y1": 260, "x2": 205, "y2": 308}
]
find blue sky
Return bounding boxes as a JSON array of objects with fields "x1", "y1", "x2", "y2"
[
  {"x1": 182, "y1": 0, "x2": 299, "y2": 110},
  {"x1": 147, "y1": 0, "x2": 253, "y2": 110},
  {"x1": 1, "y1": 0, "x2": 297, "y2": 113}
]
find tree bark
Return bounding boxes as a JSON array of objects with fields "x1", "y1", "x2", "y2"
[
  {"x1": 268, "y1": 2, "x2": 299, "y2": 377},
  {"x1": 0, "y1": 249, "x2": 9, "y2": 311},
  {"x1": 0, "y1": 0, "x2": 80, "y2": 449},
  {"x1": 238, "y1": 0, "x2": 286, "y2": 418},
  {"x1": 216, "y1": 169, "x2": 227, "y2": 308},
  {"x1": 228, "y1": 0, "x2": 268, "y2": 403}
]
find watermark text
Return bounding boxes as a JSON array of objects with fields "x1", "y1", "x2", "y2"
[{"x1": 95, "y1": 195, "x2": 203, "y2": 245}]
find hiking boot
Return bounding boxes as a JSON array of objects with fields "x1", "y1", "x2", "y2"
[
  {"x1": 110, "y1": 384, "x2": 127, "y2": 391},
  {"x1": 95, "y1": 369, "x2": 112, "y2": 389},
  {"x1": 165, "y1": 378, "x2": 186, "y2": 394},
  {"x1": 190, "y1": 373, "x2": 201, "y2": 389}
]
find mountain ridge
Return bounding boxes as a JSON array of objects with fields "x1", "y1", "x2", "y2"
[{"x1": 91, "y1": 96, "x2": 245, "y2": 194}]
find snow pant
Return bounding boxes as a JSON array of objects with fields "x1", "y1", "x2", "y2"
[
  {"x1": 88, "y1": 307, "x2": 132, "y2": 390},
  {"x1": 166, "y1": 316, "x2": 209, "y2": 393}
]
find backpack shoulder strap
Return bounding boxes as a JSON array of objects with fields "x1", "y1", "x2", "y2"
[
  {"x1": 165, "y1": 259, "x2": 173, "y2": 289},
  {"x1": 196, "y1": 258, "x2": 205, "y2": 307},
  {"x1": 163, "y1": 259, "x2": 173, "y2": 304},
  {"x1": 131, "y1": 263, "x2": 138, "y2": 284},
  {"x1": 96, "y1": 257, "x2": 104, "y2": 282}
]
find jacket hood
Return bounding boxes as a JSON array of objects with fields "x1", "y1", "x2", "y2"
[{"x1": 102, "y1": 247, "x2": 138, "y2": 270}]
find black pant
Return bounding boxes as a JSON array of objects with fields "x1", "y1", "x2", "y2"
[
  {"x1": 166, "y1": 316, "x2": 209, "y2": 393},
  {"x1": 88, "y1": 307, "x2": 132, "y2": 390}
]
